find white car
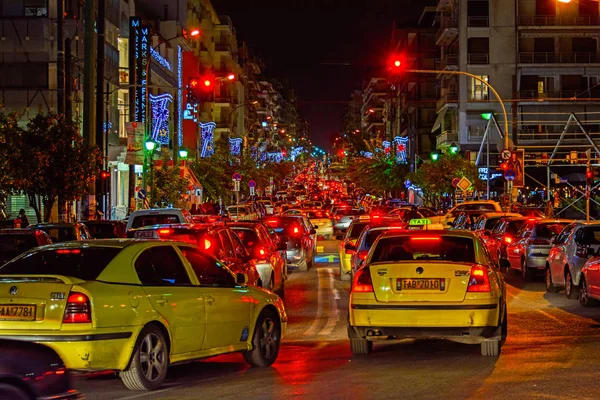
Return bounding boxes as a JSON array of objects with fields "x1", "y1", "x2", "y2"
[
  {"x1": 125, "y1": 208, "x2": 193, "y2": 232},
  {"x1": 258, "y1": 200, "x2": 275, "y2": 215},
  {"x1": 226, "y1": 205, "x2": 258, "y2": 221},
  {"x1": 304, "y1": 209, "x2": 333, "y2": 240},
  {"x1": 429, "y1": 201, "x2": 502, "y2": 228}
]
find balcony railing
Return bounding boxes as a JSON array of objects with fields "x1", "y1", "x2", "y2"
[
  {"x1": 518, "y1": 52, "x2": 598, "y2": 64},
  {"x1": 467, "y1": 53, "x2": 489, "y2": 64},
  {"x1": 518, "y1": 90, "x2": 600, "y2": 100},
  {"x1": 436, "y1": 131, "x2": 458, "y2": 147},
  {"x1": 519, "y1": 15, "x2": 600, "y2": 27},
  {"x1": 436, "y1": 17, "x2": 458, "y2": 45},
  {"x1": 467, "y1": 16, "x2": 489, "y2": 27},
  {"x1": 437, "y1": 92, "x2": 459, "y2": 111},
  {"x1": 438, "y1": 53, "x2": 459, "y2": 71}
]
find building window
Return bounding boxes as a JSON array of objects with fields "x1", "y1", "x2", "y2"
[
  {"x1": 24, "y1": 0, "x2": 47, "y2": 16},
  {"x1": 467, "y1": 0, "x2": 489, "y2": 27},
  {"x1": 469, "y1": 76, "x2": 489, "y2": 100},
  {"x1": 0, "y1": 63, "x2": 48, "y2": 88},
  {"x1": 467, "y1": 38, "x2": 489, "y2": 64}
]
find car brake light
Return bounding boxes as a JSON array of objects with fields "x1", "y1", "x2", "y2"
[
  {"x1": 259, "y1": 248, "x2": 266, "y2": 256},
  {"x1": 159, "y1": 229, "x2": 172, "y2": 235},
  {"x1": 335, "y1": 215, "x2": 342, "y2": 220},
  {"x1": 411, "y1": 237, "x2": 441, "y2": 241},
  {"x1": 352, "y1": 267, "x2": 373, "y2": 292},
  {"x1": 266, "y1": 219, "x2": 279, "y2": 226},
  {"x1": 204, "y1": 239, "x2": 212, "y2": 250},
  {"x1": 528, "y1": 218, "x2": 537, "y2": 222},
  {"x1": 467, "y1": 266, "x2": 490, "y2": 292},
  {"x1": 372, "y1": 214, "x2": 380, "y2": 220},
  {"x1": 503, "y1": 236, "x2": 513, "y2": 244},
  {"x1": 63, "y1": 292, "x2": 91, "y2": 323},
  {"x1": 55, "y1": 249, "x2": 81, "y2": 255}
]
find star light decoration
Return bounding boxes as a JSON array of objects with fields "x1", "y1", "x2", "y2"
[
  {"x1": 382, "y1": 140, "x2": 391, "y2": 155},
  {"x1": 290, "y1": 146, "x2": 304, "y2": 161},
  {"x1": 149, "y1": 93, "x2": 173, "y2": 144},
  {"x1": 229, "y1": 137, "x2": 242, "y2": 156},
  {"x1": 394, "y1": 136, "x2": 409, "y2": 164},
  {"x1": 199, "y1": 122, "x2": 216, "y2": 158}
]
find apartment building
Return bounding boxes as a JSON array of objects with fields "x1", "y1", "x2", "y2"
[
  {"x1": 361, "y1": 78, "x2": 388, "y2": 139},
  {"x1": 434, "y1": 0, "x2": 600, "y2": 167}
]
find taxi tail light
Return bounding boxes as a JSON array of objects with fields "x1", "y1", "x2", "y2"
[
  {"x1": 266, "y1": 218, "x2": 279, "y2": 226},
  {"x1": 63, "y1": 292, "x2": 91, "y2": 323},
  {"x1": 467, "y1": 266, "x2": 491, "y2": 293},
  {"x1": 352, "y1": 267, "x2": 373, "y2": 292},
  {"x1": 204, "y1": 238, "x2": 213, "y2": 250},
  {"x1": 254, "y1": 247, "x2": 268, "y2": 261},
  {"x1": 158, "y1": 228, "x2": 172, "y2": 235},
  {"x1": 290, "y1": 225, "x2": 302, "y2": 236},
  {"x1": 503, "y1": 236, "x2": 513, "y2": 245}
]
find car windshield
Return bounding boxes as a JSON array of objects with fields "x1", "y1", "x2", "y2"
[
  {"x1": 0, "y1": 247, "x2": 121, "y2": 280},
  {"x1": 576, "y1": 227, "x2": 600, "y2": 245},
  {"x1": 38, "y1": 227, "x2": 76, "y2": 242},
  {"x1": 231, "y1": 228, "x2": 260, "y2": 249},
  {"x1": 370, "y1": 236, "x2": 476, "y2": 263},
  {"x1": 418, "y1": 209, "x2": 437, "y2": 217},
  {"x1": 535, "y1": 223, "x2": 568, "y2": 238},
  {"x1": 0, "y1": 235, "x2": 39, "y2": 264},
  {"x1": 485, "y1": 217, "x2": 502, "y2": 230},
  {"x1": 131, "y1": 215, "x2": 179, "y2": 229},
  {"x1": 348, "y1": 222, "x2": 369, "y2": 239},
  {"x1": 86, "y1": 223, "x2": 118, "y2": 238},
  {"x1": 337, "y1": 209, "x2": 363, "y2": 216}
]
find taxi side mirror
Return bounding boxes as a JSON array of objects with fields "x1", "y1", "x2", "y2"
[
  {"x1": 344, "y1": 242, "x2": 356, "y2": 254},
  {"x1": 236, "y1": 273, "x2": 248, "y2": 286},
  {"x1": 550, "y1": 236, "x2": 557, "y2": 244}
]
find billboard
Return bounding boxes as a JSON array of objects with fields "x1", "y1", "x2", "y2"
[
  {"x1": 507, "y1": 149, "x2": 525, "y2": 188},
  {"x1": 129, "y1": 17, "x2": 150, "y2": 124},
  {"x1": 124, "y1": 122, "x2": 144, "y2": 165}
]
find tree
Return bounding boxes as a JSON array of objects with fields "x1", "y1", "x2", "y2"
[
  {"x1": 153, "y1": 148, "x2": 190, "y2": 208},
  {"x1": 0, "y1": 112, "x2": 24, "y2": 217},
  {"x1": 17, "y1": 113, "x2": 102, "y2": 222},
  {"x1": 407, "y1": 154, "x2": 484, "y2": 208}
]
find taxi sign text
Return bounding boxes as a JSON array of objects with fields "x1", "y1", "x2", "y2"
[{"x1": 409, "y1": 218, "x2": 431, "y2": 226}]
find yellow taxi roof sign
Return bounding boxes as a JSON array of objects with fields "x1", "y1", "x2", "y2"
[
  {"x1": 409, "y1": 218, "x2": 431, "y2": 226},
  {"x1": 358, "y1": 215, "x2": 371, "y2": 220}
]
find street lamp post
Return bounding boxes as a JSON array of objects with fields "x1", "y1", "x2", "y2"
[{"x1": 144, "y1": 139, "x2": 157, "y2": 206}]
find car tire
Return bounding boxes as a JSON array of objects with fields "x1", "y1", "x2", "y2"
[
  {"x1": 275, "y1": 280, "x2": 285, "y2": 299},
  {"x1": 565, "y1": 269, "x2": 580, "y2": 300},
  {"x1": 480, "y1": 339, "x2": 500, "y2": 357},
  {"x1": 268, "y1": 273, "x2": 275, "y2": 292},
  {"x1": 340, "y1": 264, "x2": 351, "y2": 281},
  {"x1": 350, "y1": 338, "x2": 372, "y2": 355},
  {"x1": 0, "y1": 383, "x2": 30, "y2": 400},
  {"x1": 579, "y1": 277, "x2": 598, "y2": 307},
  {"x1": 120, "y1": 325, "x2": 169, "y2": 391},
  {"x1": 298, "y1": 258, "x2": 308, "y2": 272},
  {"x1": 243, "y1": 309, "x2": 281, "y2": 367},
  {"x1": 521, "y1": 258, "x2": 533, "y2": 281},
  {"x1": 545, "y1": 266, "x2": 559, "y2": 293}
]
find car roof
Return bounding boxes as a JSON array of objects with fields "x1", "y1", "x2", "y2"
[
  {"x1": 0, "y1": 229, "x2": 41, "y2": 235},
  {"x1": 479, "y1": 212, "x2": 522, "y2": 218},
  {"x1": 378, "y1": 229, "x2": 475, "y2": 239},
  {"x1": 572, "y1": 221, "x2": 600, "y2": 226},
  {"x1": 531, "y1": 219, "x2": 573, "y2": 224}
]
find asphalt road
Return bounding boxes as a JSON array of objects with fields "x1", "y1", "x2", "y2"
[{"x1": 75, "y1": 239, "x2": 600, "y2": 400}]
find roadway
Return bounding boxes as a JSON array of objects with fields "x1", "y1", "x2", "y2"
[{"x1": 75, "y1": 238, "x2": 600, "y2": 400}]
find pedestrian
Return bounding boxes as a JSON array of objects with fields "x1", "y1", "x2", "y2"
[
  {"x1": 544, "y1": 200, "x2": 554, "y2": 218},
  {"x1": 190, "y1": 203, "x2": 198, "y2": 215},
  {"x1": 17, "y1": 209, "x2": 29, "y2": 227}
]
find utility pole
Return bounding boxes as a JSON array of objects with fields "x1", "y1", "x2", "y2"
[
  {"x1": 65, "y1": 37, "x2": 72, "y2": 122},
  {"x1": 56, "y1": 0, "x2": 65, "y2": 115},
  {"x1": 96, "y1": 0, "x2": 106, "y2": 218},
  {"x1": 83, "y1": 0, "x2": 97, "y2": 219}
]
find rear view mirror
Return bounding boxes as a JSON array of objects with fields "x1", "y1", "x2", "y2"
[
  {"x1": 344, "y1": 242, "x2": 356, "y2": 252},
  {"x1": 310, "y1": 229, "x2": 317, "y2": 235},
  {"x1": 236, "y1": 273, "x2": 248, "y2": 285}
]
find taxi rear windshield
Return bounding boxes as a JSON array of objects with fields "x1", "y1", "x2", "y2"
[
  {"x1": 0, "y1": 247, "x2": 121, "y2": 280},
  {"x1": 536, "y1": 223, "x2": 568, "y2": 238},
  {"x1": 371, "y1": 236, "x2": 475, "y2": 263},
  {"x1": 305, "y1": 210, "x2": 326, "y2": 219},
  {"x1": 131, "y1": 215, "x2": 180, "y2": 229},
  {"x1": 348, "y1": 222, "x2": 369, "y2": 239}
]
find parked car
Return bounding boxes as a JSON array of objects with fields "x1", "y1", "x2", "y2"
[
  {"x1": 484, "y1": 217, "x2": 527, "y2": 266},
  {"x1": 546, "y1": 221, "x2": 600, "y2": 299},
  {"x1": 126, "y1": 208, "x2": 193, "y2": 232},
  {"x1": 0, "y1": 228, "x2": 52, "y2": 265},
  {"x1": 83, "y1": 220, "x2": 127, "y2": 238},
  {"x1": 265, "y1": 216, "x2": 316, "y2": 272},
  {"x1": 229, "y1": 222, "x2": 287, "y2": 296},
  {"x1": 0, "y1": 240, "x2": 287, "y2": 390},
  {"x1": 128, "y1": 223, "x2": 261, "y2": 287},
  {"x1": 0, "y1": 339, "x2": 81, "y2": 399},
  {"x1": 506, "y1": 219, "x2": 573, "y2": 280},
  {"x1": 29, "y1": 223, "x2": 92, "y2": 242}
]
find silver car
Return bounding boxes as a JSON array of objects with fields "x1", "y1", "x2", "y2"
[
  {"x1": 506, "y1": 219, "x2": 572, "y2": 281},
  {"x1": 333, "y1": 208, "x2": 364, "y2": 233},
  {"x1": 546, "y1": 221, "x2": 600, "y2": 299}
]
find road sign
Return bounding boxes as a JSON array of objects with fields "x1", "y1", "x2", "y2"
[
  {"x1": 501, "y1": 149, "x2": 511, "y2": 160},
  {"x1": 232, "y1": 172, "x2": 242, "y2": 181},
  {"x1": 456, "y1": 177, "x2": 472, "y2": 192},
  {"x1": 250, "y1": 186, "x2": 255, "y2": 196},
  {"x1": 137, "y1": 189, "x2": 147, "y2": 199},
  {"x1": 248, "y1": 180, "x2": 256, "y2": 188},
  {"x1": 451, "y1": 177, "x2": 460, "y2": 187},
  {"x1": 504, "y1": 169, "x2": 515, "y2": 181},
  {"x1": 233, "y1": 180, "x2": 240, "y2": 192}
]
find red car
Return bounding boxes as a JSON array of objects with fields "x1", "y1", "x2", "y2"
[{"x1": 484, "y1": 217, "x2": 527, "y2": 265}]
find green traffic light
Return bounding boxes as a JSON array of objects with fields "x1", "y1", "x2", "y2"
[
  {"x1": 430, "y1": 152, "x2": 440, "y2": 161},
  {"x1": 449, "y1": 143, "x2": 459, "y2": 155}
]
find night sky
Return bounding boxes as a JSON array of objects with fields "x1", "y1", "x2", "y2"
[{"x1": 211, "y1": 0, "x2": 434, "y2": 150}]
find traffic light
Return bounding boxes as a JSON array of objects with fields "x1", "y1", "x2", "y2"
[
  {"x1": 100, "y1": 170, "x2": 110, "y2": 194},
  {"x1": 500, "y1": 162, "x2": 509, "y2": 172},
  {"x1": 188, "y1": 77, "x2": 200, "y2": 103},
  {"x1": 449, "y1": 143, "x2": 459, "y2": 155},
  {"x1": 388, "y1": 53, "x2": 406, "y2": 74},
  {"x1": 587, "y1": 167, "x2": 593, "y2": 187},
  {"x1": 430, "y1": 150, "x2": 440, "y2": 162}
]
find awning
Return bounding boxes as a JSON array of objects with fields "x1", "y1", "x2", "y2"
[
  {"x1": 431, "y1": 108, "x2": 447, "y2": 133},
  {"x1": 180, "y1": 166, "x2": 202, "y2": 190}
]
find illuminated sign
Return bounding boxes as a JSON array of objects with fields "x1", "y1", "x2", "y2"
[
  {"x1": 199, "y1": 122, "x2": 216, "y2": 158},
  {"x1": 177, "y1": 46, "x2": 183, "y2": 146},
  {"x1": 130, "y1": 17, "x2": 150, "y2": 124},
  {"x1": 479, "y1": 167, "x2": 502, "y2": 181},
  {"x1": 149, "y1": 93, "x2": 173, "y2": 144},
  {"x1": 394, "y1": 136, "x2": 408, "y2": 164},
  {"x1": 229, "y1": 137, "x2": 242, "y2": 156},
  {"x1": 150, "y1": 46, "x2": 172, "y2": 71}
]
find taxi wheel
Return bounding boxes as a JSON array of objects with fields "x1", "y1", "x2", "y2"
[
  {"x1": 521, "y1": 258, "x2": 533, "y2": 281},
  {"x1": 579, "y1": 277, "x2": 598, "y2": 307},
  {"x1": 243, "y1": 309, "x2": 281, "y2": 367},
  {"x1": 350, "y1": 338, "x2": 372, "y2": 355},
  {"x1": 565, "y1": 270, "x2": 580, "y2": 300},
  {"x1": 545, "y1": 267, "x2": 559, "y2": 293},
  {"x1": 0, "y1": 383, "x2": 29, "y2": 400},
  {"x1": 120, "y1": 325, "x2": 168, "y2": 391}
]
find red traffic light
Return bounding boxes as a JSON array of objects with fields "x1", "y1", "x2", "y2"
[
  {"x1": 587, "y1": 169, "x2": 593, "y2": 179},
  {"x1": 189, "y1": 78, "x2": 199, "y2": 88},
  {"x1": 388, "y1": 53, "x2": 406, "y2": 73},
  {"x1": 203, "y1": 79, "x2": 212, "y2": 87},
  {"x1": 100, "y1": 171, "x2": 110, "y2": 179},
  {"x1": 500, "y1": 162, "x2": 509, "y2": 172}
]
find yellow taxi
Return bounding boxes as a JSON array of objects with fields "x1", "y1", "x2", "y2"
[
  {"x1": 338, "y1": 217, "x2": 372, "y2": 281},
  {"x1": 348, "y1": 230, "x2": 506, "y2": 357},
  {"x1": 0, "y1": 240, "x2": 287, "y2": 390}
]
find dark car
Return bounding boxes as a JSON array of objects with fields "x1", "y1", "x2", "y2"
[
  {"x1": 128, "y1": 223, "x2": 262, "y2": 287},
  {"x1": 83, "y1": 220, "x2": 127, "y2": 238},
  {"x1": 0, "y1": 339, "x2": 81, "y2": 399},
  {"x1": 0, "y1": 229, "x2": 52, "y2": 265},
  {"x1": 265, "y1": 215, "x2": 317, "y2": 272},
  {"x1": 485, "y1": 216, "x2": 528, "y2": 266},
  {"x1": 29, "y1": 223, "x2": 92, "y2": 242}
]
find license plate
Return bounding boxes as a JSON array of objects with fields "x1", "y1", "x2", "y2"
[
  {"x1": 0, "y1": 305, "x2": 36, "y2": 321},
  {"x1": 397, "y1": 278, "x2": 445, "y2": 291},
  {"x1": 134, "y1": 231, "x2": 159, "y2": 239}
]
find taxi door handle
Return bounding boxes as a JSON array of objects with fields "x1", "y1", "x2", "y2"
[
  {"x1": 156, "y1": 297, "x2": 168, "y2": 305},
  {"x1": 206, "y1": 295, "x2": 215, "y2": 305}
]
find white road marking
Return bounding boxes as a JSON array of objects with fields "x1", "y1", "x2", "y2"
[
  {"x1": 320, "y1": 268, "x2": 340, "y2": 336},
  {"x1": 304, "y1": 268, "x2": 325, "y2": 335},
  {"x1": 116, "y1": 387, "x2": 174, "y2": 400}
]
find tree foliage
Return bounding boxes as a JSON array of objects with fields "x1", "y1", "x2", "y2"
[
  {"x1": 152, "y1": 148, "x2": 190, "y2": 208},
  {"x1": 407, "y1": 154, "x2": 484, "y2": 208}
]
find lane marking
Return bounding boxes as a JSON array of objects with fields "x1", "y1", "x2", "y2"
[
  {"x1": 320, "y1": 268, "x2": 340, "y2": 336},
  {"x1": 537, "y1": 309, "x2": 563, "y2": 325},
  {"x1": 316, "y1": 245, "x2": 324, "y2": 253},
  {"x1": 304, "y1": 268, "x2": 325, "y2": 336},
  {"x1": 117, "y1": 387, "x2": 174, "y2": 400}
]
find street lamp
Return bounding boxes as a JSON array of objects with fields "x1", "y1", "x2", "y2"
[
  {"x1": 144, "y1": 139, "x2": 157, "y2": 206},
  {"x1": 178, "y1": 148, "x2": 189, "y2": 159},
  {"x1": 145, "y1": 139, "x2": 157, "y2": 152}
]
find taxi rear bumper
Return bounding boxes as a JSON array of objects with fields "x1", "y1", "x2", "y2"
[{"x1": 347, "y1": 324, "x2": 500, "y2": 344}]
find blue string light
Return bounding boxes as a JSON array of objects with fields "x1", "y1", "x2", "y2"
[
  {"x1": 199, "y1": 122, "x2": 216, "y2": 157},
  {"x1": 150, "y1": 46, "x2": 172, "y2": 71},
  {"x1": 394, "y1": 136, "x2": 409, "y2": 164},
  {"x1": 149, "y1": 93, "x2": 173, "y2": 144},
  {"x1": 229, "y1": 137, "x2": 243, "y2": 156},
  {"x1": 177, "y1": 46, "x2": 183, "y2": 147}
]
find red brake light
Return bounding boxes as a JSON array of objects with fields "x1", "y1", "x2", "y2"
[
  {"x1": 503, "y1": 236, "x2": 513, "y2": 244},
  {"x1": 266, "y1": 219, "x2": 279, "y2": 226},
  {"x1": 316, "y1": 212, "x2": 323, "y2": 217},
  {"x1": 358, "y1": 250, "x2": 368, "y2": 260},
  {"x1": 467, "y1": 266, "x2": 491, "y2": 292},
  {"x1": 259, "y1": 248, "x2": 266, "y2": 256},
  {"x1": 63, "y1": 292, "x2": 91, "y2": 323},
  {"x1": 352, "y1": 267, "x2": 373, "y2": 292},
  {"x1": 528, "y1": 218, "x2": 537, "y2": 222},
  {"x1": 411, "y1": 237, "x2": 441, "y2": 241},
  {"x1": 204, "y1": 239, "x2": 212, "y2": 250},
  {"x1": 159, "y1": 229, "x2": 172, "y2": 235},
  {"x1": 55, "y1": 249, "x2": 81, "y2": 255}
]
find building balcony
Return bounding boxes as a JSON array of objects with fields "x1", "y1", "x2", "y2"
[
  {"x1": 436, "y1": 92, "x2": 459, "y2": 112},
  {"x1": 467, "y1": 53, "x2": 489, "y2": 64},
  {"x1": 436, "y1": 17, "x2": 458, "y2": 46},
  {"x1": 518, "y1": 89, "x2": 600, "y2": 101},
  {"x1": 518, "y1": 15, "x2": 600, "y2": 27},
  {"x1": 518, "y1": 52, "x2": 598, "y2": 64},
  {"x1": 436, "y1": 131, "x2": 458, "y2": 148},
  {"x1": 437, "y1": 53, "x2": 458, "y2": 73},
  {"x1": 467, "y1": 16, "x2": 489, "y2": 27},
  {"x1": 214, "y1": 96, "x2": 233, "y2": 105}
]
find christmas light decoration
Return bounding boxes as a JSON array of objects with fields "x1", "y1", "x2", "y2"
[
  {"x1": 177, "y1": 46, "x2": 183, "y2": 146},
  {"x1": 290, "y1": 146, "x2": 304, "y2": 161},
  {"x1": 149, "y1": 93, "x2": 173, "y2": 144},
  {"x1": 150, "y1": 46, "x2": 172, "y2": 71},
  {"x1": 199, "y1": 122, "x2": 216, "y2": 157},
  {"x1": 382, "y1": 140, "x2": 391, "y2": 155},
  {"x1": 229, "y1": 137, "x2": 242, "y2": 155},
  {"x1": 394, "y1": 136, "x2": 409, "y2": 164}
]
